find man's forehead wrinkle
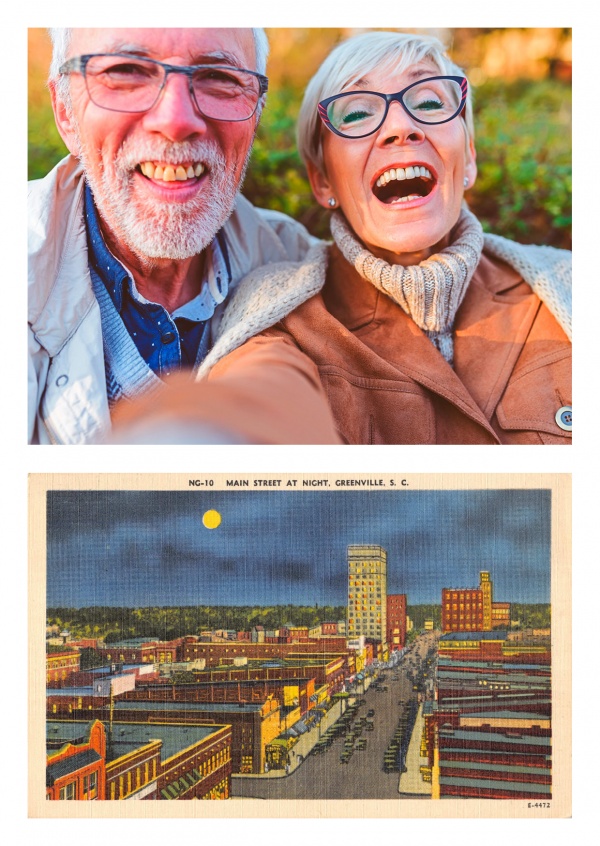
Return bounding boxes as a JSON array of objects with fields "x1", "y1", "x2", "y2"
[
  {"x1": 91, "y1": 40, "x2": 149, "y2": 56},
  {"x1": 80, "y1": 42, "x2": 249, "y2": 69},
  {"x1": 192, "y1": 51, "x2": 249, "y2": 68}
]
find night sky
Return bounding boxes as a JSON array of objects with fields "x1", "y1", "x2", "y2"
[{"x1": 46, "y1": 488, "x2": 551, "y2": 608}]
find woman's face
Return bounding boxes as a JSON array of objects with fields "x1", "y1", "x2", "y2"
[{"x1": 308, "y1": 61, "x2": 477, "y2": 265}]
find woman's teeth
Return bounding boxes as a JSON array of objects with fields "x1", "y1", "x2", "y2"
[
  {"x1": 139, "y1": 162, "x2": 205, "y2": 182},
  {"x1": 375, "y1": 165, "x2": 432, "y2": 188},
  {"x1": 391, "y1": 194, "x2": 422, "y2": 203}
]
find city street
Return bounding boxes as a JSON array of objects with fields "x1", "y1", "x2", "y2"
[{"x1": 232, "y1": 634, "x2": 435, "y2": 800}]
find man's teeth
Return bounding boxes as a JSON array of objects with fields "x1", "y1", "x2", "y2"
[
  {"x1": 375, "y1": 165, "x2": 432, "y2": 188},
  {"x1": 140, "y1": 162, "x2": 205, "y2": 181}
]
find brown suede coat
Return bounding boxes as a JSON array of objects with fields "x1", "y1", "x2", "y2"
[{"x1": 211, "y1": 244, "x2": 571, "y2": 445}]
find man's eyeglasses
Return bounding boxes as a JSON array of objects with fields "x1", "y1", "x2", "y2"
[
  {"x1": 318, "y1": 76, "x2": 468, "y2": 139},
  {"x1": 59, "y1": 53, "x2": 269, "y2": 122}
]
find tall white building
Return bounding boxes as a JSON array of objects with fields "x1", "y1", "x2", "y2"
[{"x1": 347, "y1": 545, "x2": 387, "y2": 641}]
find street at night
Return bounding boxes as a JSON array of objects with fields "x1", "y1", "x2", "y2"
[{"x1": 232, "y1": 634, "x2": 436, "y2": 800}]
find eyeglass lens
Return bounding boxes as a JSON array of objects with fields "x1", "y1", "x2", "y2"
[
  {"x1": 84, "y1": 55, "x2": 262, "y2": 119},
  {"x1": 326, "y1": 78, "x2": 464, "y2": 136}
]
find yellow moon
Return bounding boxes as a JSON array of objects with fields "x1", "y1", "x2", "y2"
[{"x1": 202, "y1": 510, "x2": 222, "y2": 529}]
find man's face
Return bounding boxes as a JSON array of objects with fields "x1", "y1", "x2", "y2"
[{"x1": 53, "y1": 28, "x2": 258, "y2": 260}]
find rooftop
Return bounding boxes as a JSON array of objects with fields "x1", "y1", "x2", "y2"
[
  {"x1": 47, "y1": 720, "x2": 225, "y2": 762},
  {"x1": 111, "y1": 699, "x2": 265, "y2": 713},
  {"x1": 437, "y1": 658, "x2": 550, "y2": 671},
  {"x1": 440, "y1": 631, "x2": 508, "y2": 642},
  {"x1": 437, "y1": 727, "x2": 551, "y2": 747},
  {"x1": 46, "y1": 748, "x2": 101, "y2": 786},
  {"x1": 439, "y1": 775, "x2": 551, "y2": 794}
]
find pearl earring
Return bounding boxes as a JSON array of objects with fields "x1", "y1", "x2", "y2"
[
  {"x1": 328, "y1": 197, "x2": 337, "y2": 208},
  {"x1": 463, "y1": 177, "x2": 469, "y2": 188}
]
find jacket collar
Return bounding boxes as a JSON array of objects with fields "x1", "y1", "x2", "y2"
[
  {"x1": 196, "y1": 241, "x2": 328, "y2": 379},
  {"x1": 324, "y1": 244, "x2": 541, "y2": 432}
]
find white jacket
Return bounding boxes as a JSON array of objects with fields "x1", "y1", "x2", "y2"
[{"x1": 28, "y1": 155, "x2": 317, "y2": 444}]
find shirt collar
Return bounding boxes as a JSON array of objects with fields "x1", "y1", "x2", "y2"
[
  {"x1": 84, "y1": 183, "x2": 230, "y2": 319},
  {"x1": 84, "y1": 183, "x2": 129, "y2": 311}
]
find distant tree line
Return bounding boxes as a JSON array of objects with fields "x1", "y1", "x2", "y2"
[
  {"x1": 47, "y1": 601, "x2": 550, "y2": 643},
  {"x1": 407, "y1": 605, "x2": 442, "y2": 629},
  {"x1": 510, "y1": 604, "x2": 551, "y2": 629},
  {"x1": 47, "y1": 605, "x2": 347, "y2": 643}
]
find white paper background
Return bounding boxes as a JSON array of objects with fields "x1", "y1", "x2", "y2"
[{"x1": 7, "y1": 0, "x2": 592, "y2": 842}]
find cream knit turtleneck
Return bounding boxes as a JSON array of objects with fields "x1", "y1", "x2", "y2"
[{"x1": 330, "y1": 206, "x2": 485, "y2": 364}]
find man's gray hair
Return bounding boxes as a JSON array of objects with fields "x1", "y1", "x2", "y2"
[
  {"x1": 49, "y1": 27, "x2": 270, "y2": 102},
  {"x1": 297, "y1": 30, "x2": 474, "y2": 173}
]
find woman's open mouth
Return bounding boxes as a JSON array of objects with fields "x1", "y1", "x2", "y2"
[{"x1": 372, "y1": 165, "x2": 435, "y2": 205}]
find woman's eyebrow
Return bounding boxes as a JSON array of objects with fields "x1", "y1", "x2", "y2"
[
  {"x1": 409, "y1": 67, "x2": 437, "y2": 80},
  {"x1": 353, "y1": 76, "x2": 370, "y2": 88},
  {"x1": 350, "y1": 67, "x2": 436, "y2": 89}
]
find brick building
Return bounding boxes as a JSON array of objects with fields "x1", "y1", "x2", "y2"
[
  {"x1": 181, "y1": 638, "x2": 354, "y2": 677},
  {"x1": 46, "y1": 649, "x2": 81, "y2": 685},
  {"x1": 46, "y1": 719, "x2": 106, "y2": 799},
  {"x1": 47, "y1": 718, "x2": 232, "y2": 799},
  {"x1": 423, "y1": 632, "x2": 552, "y2": 799},
  {"x1": 438, "y1": 631, "x2": 550, "y2": 663},
  {"x1": 97, "y1": 638, "x2": 182, "y2": 664},
  {"x1": 491, "y1": 602, "x2": 511, "y2": 628},
  {"x1": 442, "y1": 571, "x2": 511, "y2": 633},
  {"x1": 386, "y1": 594, "x2": 407, "y2": 651}
]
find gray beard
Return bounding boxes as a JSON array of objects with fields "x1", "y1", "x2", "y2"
[{"x1": 78, "y1": 135, "x2": 250, "y2": 261}]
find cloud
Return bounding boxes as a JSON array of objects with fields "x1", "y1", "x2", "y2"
[{"x1": 47, "y1": 488, "x2": 551, "y2": 606}]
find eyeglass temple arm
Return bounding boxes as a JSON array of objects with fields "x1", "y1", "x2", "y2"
[{"x1": 58, "y1": 56, "x2": 86, "y2": 75}]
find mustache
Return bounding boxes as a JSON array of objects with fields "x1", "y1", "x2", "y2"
[{"x1": 113, "y1": 138, "x2": 227, "y2": 172}]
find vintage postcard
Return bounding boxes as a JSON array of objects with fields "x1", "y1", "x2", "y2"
[{"x1": 29, "y1": 473, "x2": 571, "y2": 818}]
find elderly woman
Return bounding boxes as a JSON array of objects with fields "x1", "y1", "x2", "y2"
[{"x1": 118, "y1": 31, "x2": 572, "y2": 445}]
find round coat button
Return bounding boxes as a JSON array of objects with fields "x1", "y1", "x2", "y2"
[
  {"x1": 161, "y1": 332, "x2": 176, "y2": 345},
  {"x1": 555, "y1": 406, "x2": 572, "y2": 431}
]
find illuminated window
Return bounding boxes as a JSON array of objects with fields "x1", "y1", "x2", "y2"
[{"x1": 61, "y1": 782, "x2": 76, "y2": 800}]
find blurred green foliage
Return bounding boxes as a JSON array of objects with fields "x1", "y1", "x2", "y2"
[
  {"x1": 28, "y1": 99, "x2": 68, "y2": 181},
  {"x1": 28, "y1": 78, "x2": 571, "y2": 249},
  {"x1": 469, "y1": 79, "x2": 571, "y2": 248},
  {"x1": 243, "y1": 89, "x2": 330, "y2": 239}
]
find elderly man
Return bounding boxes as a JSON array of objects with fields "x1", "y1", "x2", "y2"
[{"x1": 29, "y1": 28, "x2": 338, "y2": 444}]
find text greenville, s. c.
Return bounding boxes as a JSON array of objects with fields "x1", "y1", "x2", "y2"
[{"x1": 187, "y1": 478, "x2": 409, "y2": 488}]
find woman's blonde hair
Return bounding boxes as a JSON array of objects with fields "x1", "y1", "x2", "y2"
[{"x1": 297, "y1": 30, "x2": 474, "y2": 172}]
